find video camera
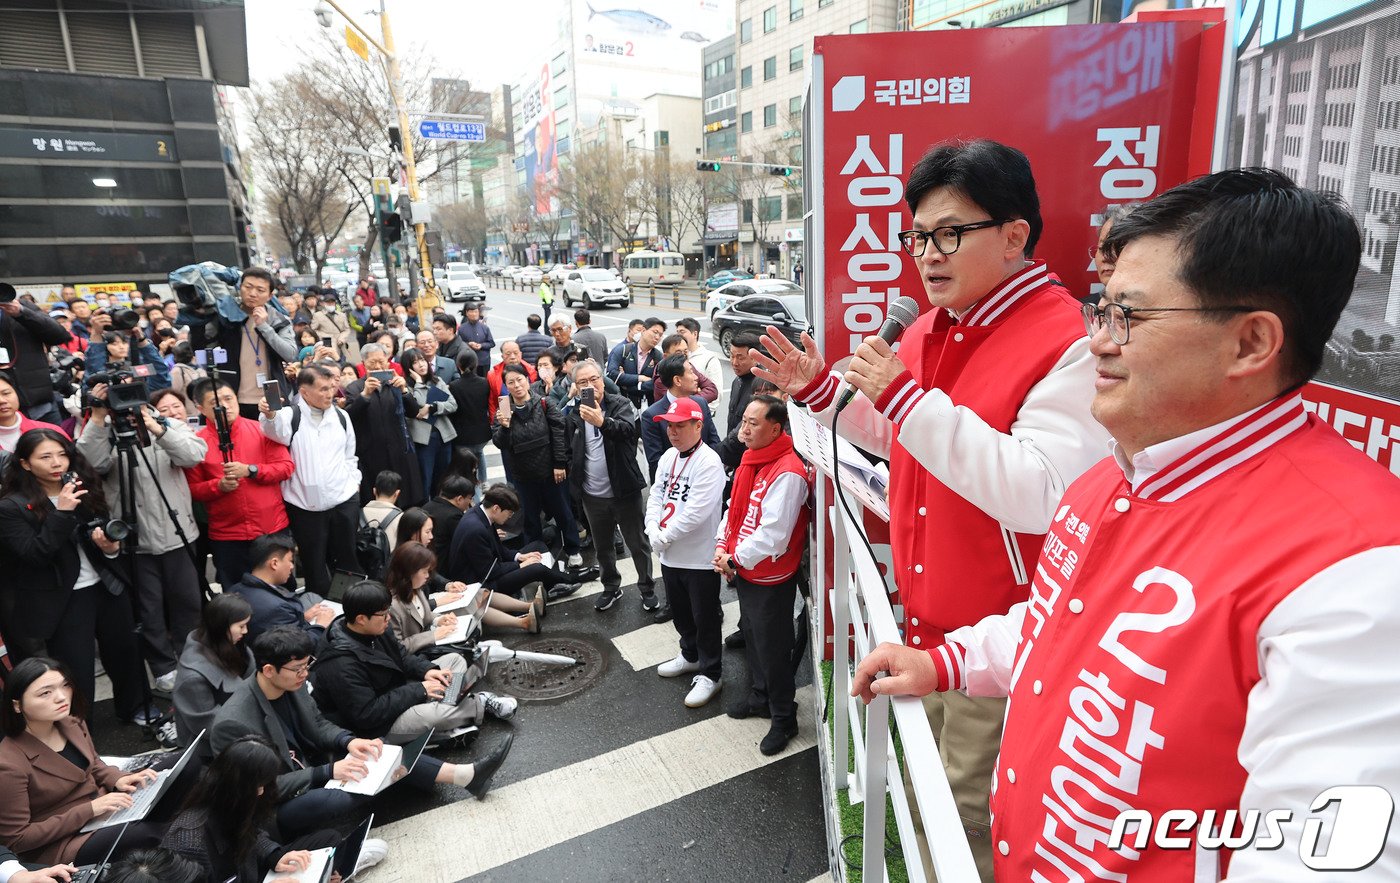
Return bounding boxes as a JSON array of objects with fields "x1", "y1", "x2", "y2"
[
  {"x1": 169, "y1": 262, "x2": 239, "y2": 316},
  {"x1": 86, "y1": 366, "x2": 154, "y2": 447}
]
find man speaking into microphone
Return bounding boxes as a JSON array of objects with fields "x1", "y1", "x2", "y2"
[{"x1": 754, "y1": 139, "x2": 1108, "y2": 879}]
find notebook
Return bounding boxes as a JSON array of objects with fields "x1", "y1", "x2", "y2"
[{"x1": 324, "y1": 729, "x2": 433, "y2": 796}]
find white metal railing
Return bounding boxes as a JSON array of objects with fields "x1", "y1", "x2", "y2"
[{"x1": 798, "y1": 409, "x2": 978, "y2": 883}]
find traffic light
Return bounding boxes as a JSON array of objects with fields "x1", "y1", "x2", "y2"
[
  {"x1": 696, "y1": 160, "x2": 722, "y2": 172},
  {"x1": 768, "y1": 166, "x2": 794, "y2": 177},
  {"x1": 381, "y1": 211, "x2": 403, "y2": 243},
  {"x1": 388, "y1": 125, "x2": 403, "y2": 152}
]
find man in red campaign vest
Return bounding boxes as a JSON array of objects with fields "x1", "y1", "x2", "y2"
[
  {"x1": 853, "y1": 169, "x2": 1400, "y2": 880},
  {"x1": 714, "y1": 395, "x2": 810, "y2": 756},
  {"x1": 756, "y1": 140, "x2": 1109, "y2": 878}
]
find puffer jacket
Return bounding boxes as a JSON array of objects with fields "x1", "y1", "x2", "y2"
[
  {"x1": 491, "y1": 393, "x2": 567, "y2": 483},
  {"x1": 309, "y1": 616, "x2": 435, "y2": 739}
]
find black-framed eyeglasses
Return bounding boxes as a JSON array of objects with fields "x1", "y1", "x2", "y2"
[
  {"x1": 1082, "y1": 302, "x2": 1257, "y2": 346},
  {"x1": 897, "y1": 219, "x2": 1009, "y2": 257}
]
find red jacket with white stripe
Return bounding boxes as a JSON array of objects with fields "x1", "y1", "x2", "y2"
[
  {"x1": 799, "y1": 263, "x2": 1087, "y2": 646},
  {"x1": 928, "y1": 395, "x2": 1400, "y2": 881}
]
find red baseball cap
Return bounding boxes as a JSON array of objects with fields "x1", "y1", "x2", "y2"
[{"x1": 653, "y1": 397, "x2": 704, "y2": 423}]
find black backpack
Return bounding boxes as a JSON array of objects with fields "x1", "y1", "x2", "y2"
[{"x1": 355, "y1": 508, "x2": 402, "y2": 580}]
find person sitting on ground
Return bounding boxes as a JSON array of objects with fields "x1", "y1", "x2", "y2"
[
  {"x1": 173, "y1": 593, "x2": 255, "y2": 750},
  {"x1": 0, "y1": 841, "x2": 81, "y2": 883},
  {"x1": 421, "y1": 475, "x2": 473, "y2": 564},
  {"x1": 162, "y1": 736, "x2": 353, "y2": 883},
  {"x1": 310, "y1": 582, "x2": 518, "y2": 746},
  {"x1": 444, "y1": 483, "x2": 585, "y2": 603},
  {"x1": 210, "y1": 628, "x2": 514, "y2": 841},
  {"x1": 102, "y1": 848, "x2": 203, "y2": 883},
  {"x1": 228, "y1": 533, "x2": 334, "y2": 643},
  {"x1": 361, "y1": 470, "x2": 405, "y2": 554},
  {"x1": 0, "y1": 659, "x2": 180, "y2": 867},
  {"x1": 387, "y1": 543, "x2": 539, "y2": 657},
  {"x1": 392, "y1": 508, "x2": 541, "y2": 617}
]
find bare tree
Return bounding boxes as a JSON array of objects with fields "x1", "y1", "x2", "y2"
[
  {"x1": 556, "y1": 141, "x2": 654, "y2": 258},
  {"x1": 435, "y1": 200, "x2": 490, "y2": 261},
  {"x1": 249, "y1": 74, "x2": 357, "y2": 281}
]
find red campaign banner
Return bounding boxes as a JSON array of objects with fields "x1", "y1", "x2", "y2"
[
  {"x1": 812, "y1": 18, "x2": 1224, "y2": 362},
  {"x1": 1304, "y1": 382, "x2": 1400, "y2": 478}
]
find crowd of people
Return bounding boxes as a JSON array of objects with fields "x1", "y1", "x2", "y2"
[{"x1": 0, "y1": 260, "x2": 811, "y2": 881}]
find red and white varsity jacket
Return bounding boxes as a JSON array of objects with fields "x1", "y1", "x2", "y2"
[
  {"x1": 800, "y1": 262, "x2": 1108, "y2": 646},
  {"x1": 927, "y1": 394, "x2": 1400, "y2": 881}
]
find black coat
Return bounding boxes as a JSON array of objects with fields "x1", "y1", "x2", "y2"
[
  {"x1": 0, "y1": 304, "x2": 71, "y2": 410},
  {"x1": 444, "y1": 505, "x2": 518, "y2": 588},
  {"x1": 422, "y1": 497, "x2": 465, "y2": 565},
  {"x1": 228, "y1": 575, "x2": 325, "y2": 644},
  {"x1": 447, "y1": 372, "x2": 492, "y2": 446},
  {"x1": 310, "y1": 617, "x2": 435, "y2": 739},
  {"x1": 491, "y1": 394, "x2": 566, "y2": 483},
  {"x1": 343, "y1": 379, "x2": 425, "y2": 506},
  {"x1": 0, "y1": 494, "x2": 127, "y2": 643},
  {"x1": 567, "y1": 392, "x2": 646, "y2": 499}
]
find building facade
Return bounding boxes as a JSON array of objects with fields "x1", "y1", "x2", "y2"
[{"x1": 0, "y1": 0, "x2": 251, "y2": 292}]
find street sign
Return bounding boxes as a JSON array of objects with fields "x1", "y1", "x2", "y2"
[
  {"x1": 344, "y1": 26, "x2": 370, "y2": 61},
  {"x1": 417, "y1": 119, "x2": 486, "y2": 142}
]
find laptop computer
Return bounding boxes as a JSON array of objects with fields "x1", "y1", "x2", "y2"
[
  {"x1": 324, "y1": 729, "x2": 433, "y2": 796},
  {"x1": 81, "y1": 731, "x2": 204, "y2": 832},
  {"x1": 260, "y1": 847, "x2": 335, "y2": 883},
  {"x1": 71, "y1": 822, "x2": 128, "y2": 883},
  {"x1": 334, "y1": 813, "x2": 374, "y2": 881},
  {"x1": 327, "y1": 569, "x2": 368, "y2": 603}
]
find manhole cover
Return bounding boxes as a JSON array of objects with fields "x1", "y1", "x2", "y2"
[{"x1": 494, "y1": 636, "x2": 606, "y2": 701}]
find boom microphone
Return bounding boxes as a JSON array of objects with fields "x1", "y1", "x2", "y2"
[{"x1": 834, "y1": 295, "x2": 921, "y2": 412}]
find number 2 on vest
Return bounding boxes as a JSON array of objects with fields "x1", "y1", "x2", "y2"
[{"x1": 1097, "y1": 567, "x2": 1197, "y2": 685}]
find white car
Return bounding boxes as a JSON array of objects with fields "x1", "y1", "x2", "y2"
[
  {"x1": 548, "y1": 264, "x2": 574, "y2": 284},
  {"x1": 518, "y1": 266, "x2": 544, "y2": 285},
  {"x1": 705, "y1": 278, "x2": 803, "y2": 321},
  {"x1": 443, "y1": 264, "x2": 486, "y2": 302},
  {"x1": 563, "y1": 268, "x2": 631, "y2": 308}
]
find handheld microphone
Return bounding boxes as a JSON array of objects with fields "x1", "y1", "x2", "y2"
[{"x1": 834, "y1": 296, "x2": 921, "y2": 412}]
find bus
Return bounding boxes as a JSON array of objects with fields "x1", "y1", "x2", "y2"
[{"x1": 622, "y1": 250, "x2": 685, "y2": 286}]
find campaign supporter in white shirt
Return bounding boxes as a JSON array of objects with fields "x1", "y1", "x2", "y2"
[
  {"x1": 714, "y1": 471, "x2": 807, "y2": 571},
  {"x1": 648, "y1": 443, "x2": 726, "y2": 570}
]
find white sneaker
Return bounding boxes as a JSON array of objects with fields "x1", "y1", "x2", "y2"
[
  {"x1": 566, "y1": 552, "x2": 584, "y2": 568},
  {"x1": 352, "y1": 837, "x2": 389, "y2": 878},
  {"x1": 685, "y1": 675, "x2": 722, "y2": 708},
  {"x1": 657, "y1": 652, "x2": 701, "y2": 678},
  {"x1": 153, "y1": 672, "x2": 177, "y2": 693},
  {"x1": 479, "y1": 691, "x2": 518, "y2": 720}
]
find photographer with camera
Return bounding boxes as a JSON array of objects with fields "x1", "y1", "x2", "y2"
[
  {"x1": 77, "y1": 377, "x2": 207, "y2": 694},
  {"x1": 184, "y1": 268, "x2": 298, "y2": 420},
  {"x1": 84, "y1": 325, "x2": 172, "y2": 392},
  {"x1": 0, "y1": 283, "x2": 74, "y2": 423},
  {"x1": 0, "y1": 428, "x2": 154, "y2": 725}
]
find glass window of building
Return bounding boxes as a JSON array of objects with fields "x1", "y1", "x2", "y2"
[
  {"x1": 789, "y1": 45, "x2": 803, "y2": 71},
  {"x1": 741, "y1": 66, "x2": 753, "y2": 88},
  {"x1": 741, "y1": 111, "x2": 753, "y2": 133},
  {"x1": 849, "y1": 18, "x2": 867, "y2": 32},
  {"x1": 763, "y1": 6, "x2": 777, "y2": 32},
  {"x1": 743, "y1": 200, "x2": 754, "y2": 222},
  {"x1": 789, "y1": 0, "x2": 803, "y2": 20},
  {"x1": 787, "y1": 192, "x2": 803, "y2": 218},
  {"x1": 789, "y1": 95, "x2": 802, "y2": 115},
  {"x1": 760, "y1": 196, "x2": 782, "y2": 221},
  {"x1": 740, "y1": 18, "x2": 752, "y2": 42},
  {"x1": 764, "y1": 56, "x2": 777, "y2": 80},
  {"x1": 764, "y1": 104, "x2": 777, "y2": 127}
]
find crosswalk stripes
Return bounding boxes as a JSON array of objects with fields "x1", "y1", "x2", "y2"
[
  {"x1": 612, "y1": 599, "x2": 742, "y2": 671},
  {"x1": 357, "y1": 686, "x2": 818, "y2": 883}
]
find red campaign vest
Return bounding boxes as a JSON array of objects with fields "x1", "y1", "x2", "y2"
[
  {"x1": 891, "y1": 277, "x2": 1086, "y2": 647},
  {"x1": 726, "y1": 449, "x2": 810, "y2": 584},
  {"x1": 989, "y1": 403, "x2": 1400, "y2": 882}
]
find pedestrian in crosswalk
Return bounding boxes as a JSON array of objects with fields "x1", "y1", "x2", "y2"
[{"x1": 646, "y1": 397, "x2": 727, "y2": 708}]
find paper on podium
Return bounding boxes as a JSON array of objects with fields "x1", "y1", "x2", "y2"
[
  {"x1": 325, "y1": 744, "x2": 403, "y2": 796},
  {"x1": 790, "y1": 407, "x2": 890, "y2": 519}
]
